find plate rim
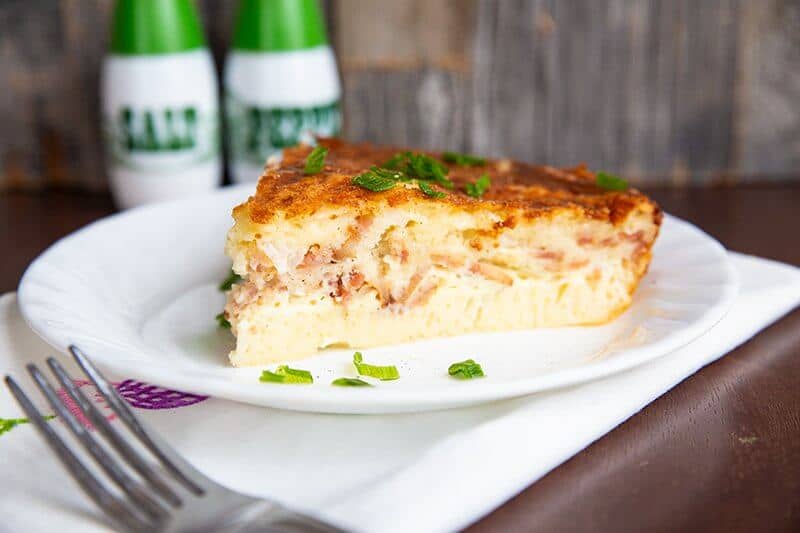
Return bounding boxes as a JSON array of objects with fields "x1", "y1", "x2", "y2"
[{"x1": 18, "y1": 186, "x2": 739, "y2": 414}]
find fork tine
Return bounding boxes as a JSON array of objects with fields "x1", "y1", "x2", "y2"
[
  {"x1": 69, "y1": 345, "x2": 205, "y2": 495},
  {"x1": 47, "y1": 357, "x2": 183, "y2": 508},
  {"x1": 4, "y1": 375, "x2": 152, "y2": 533},
  {"x1": 26, "y1": 363, "x2": 170, "y2": 523}
]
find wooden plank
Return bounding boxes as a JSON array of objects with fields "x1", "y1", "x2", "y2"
[
  {"x1": 670, "y1": 0, "x2": 739, "y2": 185},
  {"x1": 737, "y1": 0, "x2": 800, "y2": 181},
  {"x1": 335, "y1": 0, "x2": 473, "y2": 71},
  {"x1": 60, "y1": 0, "x2": 113, "y2": 191},
  {"x1": 470, "y1": 0, "x2": 742, "y2": 184},
  {"x1": 0, "y1": 0, "x2": 111, "y2": 191},
  {"x1": 342, "y1": 68, "x2": 471, "y2": 151},
  {"x1": 334, "y1": 0, "x2": 475, "y2": 151},
  {"x1": 0, "y1": 0, "x2": 63, "y2": 189}
]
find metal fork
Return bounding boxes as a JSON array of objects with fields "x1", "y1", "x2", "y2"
[{"x1": 4, "y1": 345, "x2": 345, "y2": 533}]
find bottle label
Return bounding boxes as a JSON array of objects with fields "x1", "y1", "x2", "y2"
[
  {"x1": 226, "y1": 93, "x2": 341, "y2": 165},
  {"x1": 103, "y1": 105, "x2": 220, "y2": 172}
]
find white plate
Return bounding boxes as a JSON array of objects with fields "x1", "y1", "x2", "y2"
[{"x1": 18, "y1": 185, "x2": 738, "y2": 414}]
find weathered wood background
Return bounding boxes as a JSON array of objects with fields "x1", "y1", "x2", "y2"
[{"x1": 1, "y1": 0, "x2": 799, "y2": 191}]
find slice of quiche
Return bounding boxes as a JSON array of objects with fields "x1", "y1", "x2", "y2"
[{"x1": 223, "y1": 139, "x2": 662, "y2": 366}]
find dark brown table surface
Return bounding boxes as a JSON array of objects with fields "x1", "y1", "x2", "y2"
[{"x1": 2, "y1": 185, "x2": 799, "y2": 532}]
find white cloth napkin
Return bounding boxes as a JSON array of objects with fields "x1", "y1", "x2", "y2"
[{"x1": 1, "y1": 252, "x2": 799, "y2": 533}]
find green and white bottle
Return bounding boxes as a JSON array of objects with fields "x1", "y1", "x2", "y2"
[
  {"x1": 102, "y1": 0, "x2": 221, "y2": 208},
  {"x1": 225, "y1": 0, "x2": 341, "y2": 183}
]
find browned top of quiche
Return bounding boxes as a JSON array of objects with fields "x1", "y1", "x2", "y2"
[{"x1": 236, "y1": 138, "x2": 662, "y2": 231}]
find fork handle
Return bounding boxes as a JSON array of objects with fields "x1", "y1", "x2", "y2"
[
  {"x1": 192, "y1": 502, "x2": 347, "y2": 533},
  {"x1": 240, "y1": 509, "x2": 347, "y2": 533}
]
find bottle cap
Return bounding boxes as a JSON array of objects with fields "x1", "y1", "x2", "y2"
[
  {"x1": 232, "y1": 0, "x2": 328, "y2": 52},
  {"x1": 111, "y1": 0, "x2": 206, "y2": 55}
]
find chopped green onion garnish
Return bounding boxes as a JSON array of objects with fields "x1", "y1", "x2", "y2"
[
  {"x1": 448, "y1": 359, "x2": 485, "y2": 380},
  {"x1": 382, "y1": 152, "x2": 411, "y2": 170},
  {"x1": 0, "y1": 415, "x2": 55, "y2": 436},
  {"x1": 219, "y1": 270, "x2": 242, "y2": 291},
  {"x1": 331, "y1": 377, "x2": 373, "y2": 387},
  {"x1": 354, "y1": 152, "x2": 457, "y2": 195},
  {"x1": 352, "y1": 167, "x2": 404, "y2": 192},
  {"x1": 382, "y1": 152, "x2": 454, "y2": 188},
  {"x1": 418, "y1": 180, "x2": 447, "y2": 198},
  {"x1": 353, "y1": 352, "x2": 400, "y2": 381},
  {"x1": 464, "y1": 173, "x2": 491, "y2": 199},
  {"x1": 405, "y1": 153, "x2": 452, "y2": 187},
  {"x1": 259, "y1": 365, "x2": 314, "y2": 384},
  {"x1": 304, "y1": 145, "x2": 328, "y2": 175},
  {"x1": 596, "y1": 171, "x2": 629, "y2": 191},
  {"x1": 442, "y1": 151, "x2": 486, "y2": 166},
  {"x1": 216, "y1": 312, "x2": 231, "y2": 329}
]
